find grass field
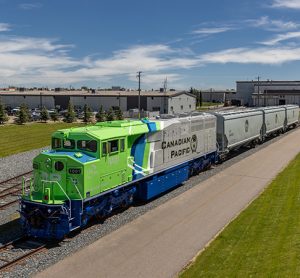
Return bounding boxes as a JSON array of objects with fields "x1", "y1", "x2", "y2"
[
  {"x1": 180, "y1": 153, "x2": 300, "y2": 277},
  {"x1": 0, "y1": 122, "x2": 82, "y2": 157},
  {"x1": 197, "y1": 102, "x2": 223, "y2": 111}
]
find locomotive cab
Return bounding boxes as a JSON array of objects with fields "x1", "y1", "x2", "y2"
[{"x1": 20, "y1": 128, "x2": 101, "y2": 239}]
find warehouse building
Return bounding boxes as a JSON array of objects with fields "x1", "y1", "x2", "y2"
[
  {"x1": 201, "y1": 90, "x2": 236, "y2": 103},
  {"x1": 0, "y1": 90, "x2": 196, "y2": 115},
  {"x1": 235, "y1": 80, "x2": 300, "y2": 107}
]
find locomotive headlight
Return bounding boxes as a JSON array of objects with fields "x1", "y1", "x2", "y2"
[
  {"x1": 22, "y1": 204, "x2": 26, "y2": 208},
  {"x1": 47, "y1": 209, "x2": 52, "y2": 213},
  {"x1": 45, "y1": 158, "x2": 52, "y2": 169}
]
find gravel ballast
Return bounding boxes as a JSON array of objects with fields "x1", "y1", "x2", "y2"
[
  {"x1": 0, "y1": 129, "x2": 299, "y2": 278},
  {"x1": 0, "y1": 147, "x2": 50, "y2": 183}
]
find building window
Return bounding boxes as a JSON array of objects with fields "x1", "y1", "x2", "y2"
[
  {"x1": 181, "y1": 105, "x2": 183, "y2": 110},
  {"x1": 189, "y1": 105, "x2": 191, "y2": 108},
  {"x1": 151, "y1": 97, "x2": 154, "y2": 100},
  {"x1": 152, "y1": 107, "x2": 160, "y2": 111},
  {"x1": 170, "y1": 106, "x2": 173, "y2": 111}
]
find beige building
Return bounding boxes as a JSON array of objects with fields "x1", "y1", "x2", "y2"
[{"x1": 0, "y1": 90, "x2": 196, "y2": 114}]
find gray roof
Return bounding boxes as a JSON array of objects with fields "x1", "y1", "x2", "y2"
[{"x1": 0, "y1": 90, "x2": 196, "y2": 98}]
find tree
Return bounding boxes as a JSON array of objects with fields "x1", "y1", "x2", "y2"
[
  {"x1": 95, "y1": 105, "x2": 106, "y2": 122},
  {"x1": 190, "y1": 87, "x2": 202, "y2": 108},
  {"x1": 83, "y1": 104, "x2": 92, "y2": 123},
  {"x1": 40, "y1": 106, "x2": 49, "y2": 123},
  {"x1": 115, "y1": 107, "x2": 124, "y2": 120},
  {"x1": 0, "y1": 99, "x2": 8, "y2": 124},
  {"x1": 50, "y1": 109, "x2": 59, "y2": 122},
  {"x1": 17, "y1": 103, "x2": 30, "y2": 124},
  {"x1": 64, "y1": 101, "x2": 76, "y2": 123},
  {"x1": 106, "y1": 107, "x2": 115, "y2": 121},
  {"x1": 199, "y1": 90, "x2": 203, "y2": 107}
]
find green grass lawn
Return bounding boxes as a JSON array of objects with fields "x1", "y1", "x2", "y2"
[
  {"x1": 0, "y1": 122, "x2": 82, "y2": 157},
  {"x1": 197, "y1": 102, "x2": 223, "y2": 111},
  {"x1": 180, "y1": 153, "x2": 300, "y2": 277},
  {"x1": 202, "y1": 102, "x2": 222, "y2": 107}
]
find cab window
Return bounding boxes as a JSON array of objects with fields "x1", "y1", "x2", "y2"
[
  {"x1": 63, "y1": 139, "x2": 75, "y2": 149},
  {"x1": 77, "y1": 140, "x2": 97, "y2": 152},
  {"x1": 52, "y1": 138, "x2": 61, "y2": 149},
  {"x1": 102, "y1": 142, "x2": 107, "y2": 156},
  {"x1": 108, "y1": 140, "x2": 118, "y2": 153},
  {"x1": 120, "y1": 139, "x2": 125, "y2": 152}
]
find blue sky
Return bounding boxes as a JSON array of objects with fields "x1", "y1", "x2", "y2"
[{"x1": 1, "y1": 0, "x2": 300, "y2": 90}]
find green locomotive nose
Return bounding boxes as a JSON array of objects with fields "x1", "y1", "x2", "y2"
[{"x1": 28, "y1": 151, "x2": 87, "y2": 205}]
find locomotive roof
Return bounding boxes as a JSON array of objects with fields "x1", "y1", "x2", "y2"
[{"x1": 53, "y1": 120, "x2": 151, "y2": 140}]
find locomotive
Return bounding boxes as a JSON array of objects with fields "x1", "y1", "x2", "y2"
[{"x1": 20, "y1": 105, "x2": 299, "y2": 239}]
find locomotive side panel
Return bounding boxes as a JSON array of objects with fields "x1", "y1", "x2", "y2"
[{"x1": 148, "y1": 114, "x2": 217, "y2": 173}]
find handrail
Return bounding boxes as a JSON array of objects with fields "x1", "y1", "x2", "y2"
[
  {"x1": 41, "y1": 179, "x2": 72, "y2": 218},
  {"x1": 127, "y1": 156, "x2": 149, "y2": 176},
  {"x1": 68, "y1": 177, "x2": 84, "y2": 213},
  {"x1": 22, "y1": 177, "x2": 32, "y2": 196}
]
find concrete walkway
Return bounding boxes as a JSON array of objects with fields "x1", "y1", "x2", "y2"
[{"x1": 36, "y1": 129, "x2": 300, "y2": 278}]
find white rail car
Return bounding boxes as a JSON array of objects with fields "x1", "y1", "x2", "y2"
[
  {"x1": 211, "y1": 109, "x2": 264, "y2": 153},
  {"x1": 284, "y1": 105, "x2": 299, "y2": 128},
  {"x1": 259, "y1": 106, "x2": 286, "y2": 137}
]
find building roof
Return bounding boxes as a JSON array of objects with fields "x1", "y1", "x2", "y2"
[
  {"x1": 253, "y1": 90, "x2": 300, "y2": 95},
  {"x1": 237, "y1": 80, "x2": 300, "y2": 84},
  {"x1": 0, "y1": 90, "x2": 196, "y2": 98}
]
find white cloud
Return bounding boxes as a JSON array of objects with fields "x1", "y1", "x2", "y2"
[
  {"x1": 4, "y1": 24, "x2": 300, "y2": 87},
  {"x1": 0, "y1": 38, "x2": 200, "y2": 86},
  {"x1": 128, "y1": 73, "x2": 181, "y2": 86},
  {"x1": 0, "y1": 37, "x2": 73, "y2": 53},
  {"x1": 248, "y1": 16, "x2": 299, "y2": 31},
  {"x1": 200, "y1": 46, "x2": 300, "y2": 65},
  {"x1": 192, "y1": 27, "x2": 233, "y2": 35},
  {"x1": 272, "y1": 0, "x2": 300, "y2": 9},
  {"x1": 0, "y1": 23, "x2": 11, "y2": 32},
  {"x1": 19, "y1": 3, "x2": 42, "y2": 10},
  {"x1": 261, "y1": 31, "x2": 300, "y2": 45}
]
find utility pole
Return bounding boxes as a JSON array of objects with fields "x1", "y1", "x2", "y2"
[
  {"x1": 163, "y1": 77, "x2": 167, "y2": 113},
  {"x1": 256, "y1": 76, "x2": 260, "y2": 107},
  {"x1": 137, "y1": 71, "x2": 142, "y2": 119}
]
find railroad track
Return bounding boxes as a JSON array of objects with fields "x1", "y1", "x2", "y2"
[
  {"x1": 0, "y1": 171, "x2": 33, "y2": 210},
  {"x1": 0, "y1": 236, "x2": 47, "y2": 272}
]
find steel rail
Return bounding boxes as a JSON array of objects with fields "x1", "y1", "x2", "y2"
[{"x1": 0, "y1": 236, "x2": 47, "y2": 272}]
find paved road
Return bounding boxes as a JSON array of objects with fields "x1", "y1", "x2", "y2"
[{"x1": 36, "y1": 129, "x2": 300, "y2": 278}]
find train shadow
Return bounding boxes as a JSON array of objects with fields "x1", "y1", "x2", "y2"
[{"x1": 0, "y1": 218, "x2": 23, "y2": 245}]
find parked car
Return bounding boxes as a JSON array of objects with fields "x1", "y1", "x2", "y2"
[{"x1": 11, "y1": 107, "x2": 20, "y2": 115}]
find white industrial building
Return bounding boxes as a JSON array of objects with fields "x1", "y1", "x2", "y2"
[
  {"x1": 0, "y1": 90, "x2": 196, "y2": 115},
  {"x1": 235, "y1": 80, "x2": 300, "y2": 107}
]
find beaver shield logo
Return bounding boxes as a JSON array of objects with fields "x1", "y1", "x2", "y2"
[{"x1": 190, "y1": 134, "x2": 197, "y2": 152}]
